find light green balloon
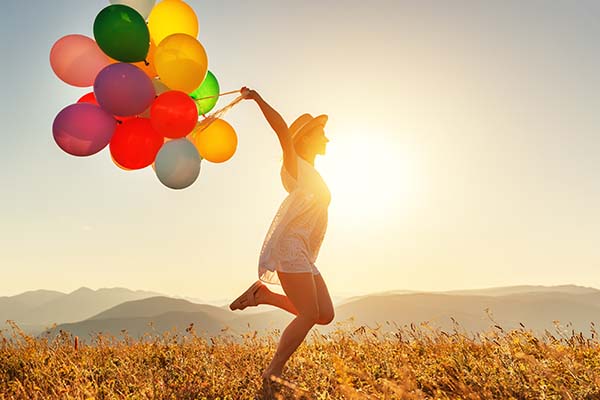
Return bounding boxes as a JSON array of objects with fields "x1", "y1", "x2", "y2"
[{"x1": 190, "y1": 70, "x2": 220, "y2": 115}]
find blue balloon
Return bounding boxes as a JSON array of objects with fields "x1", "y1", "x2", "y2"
[{"x1": 154, "y1": 139, "x2": 201, "y2": 189}]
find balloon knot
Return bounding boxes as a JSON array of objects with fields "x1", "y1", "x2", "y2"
[{"x1": 144, "y1": 59, "x2": 149, "y2": 66}]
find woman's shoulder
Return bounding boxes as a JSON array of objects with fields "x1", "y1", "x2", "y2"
[{"x1": 282, "y1": 154, "x2": 300, "y2": 181}]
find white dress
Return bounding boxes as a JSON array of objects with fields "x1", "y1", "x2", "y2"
[{"x1": 258, "y1": 155, "x2": 331, "y2": 285}]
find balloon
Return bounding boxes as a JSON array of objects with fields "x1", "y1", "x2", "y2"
[
  {"x1": 78, "y1": 92, "x2": 134, "y2": 123},
  {"x1": 93, "y1": 4, "x2": 150, "y2": 62},
  {"x1": 154, "y1": 33, "x2": 208, "y2": 93},
  {"x1": 154, "y1": 138, "x2": 201, "y2": 190},
  {"x1": 190, "y1": 70, "x2": 219, "y2": 115},
  {"x1": 53, "y1": 103, "x2": 117, "y2": 157},
  {"x1": 132, "y1": 40, "x2": 158, "y2": 78},
  {"x1": 94, "y1": 63, "x2": 155, "y2": 116},
  {"x1": 78, "y1": 92, "x2": 99, "y2": 105},
  {"x1": 109, "y1": 0, "x2": 156, "y2": 19},
  {"x1": 49, "y1": 34, "x2": 111, "y2": 87},
  {"x1": 152, "y1": 78, "x2": 171, "y2": 95},
  {"x1": 109, "y1": 118, "x2": 164, "y2": 170},
  {"x1": 148, "y1": 0, "x2": 198, "y2": 45},
  {"x1": 111, "y1": 153, "x2": 133, "y2": 171},
  {"x1": 150, "y1": 90, "x2": 198, "y2": 138},
  {"x1": 189, "y1": 118, "x2": 237, "y2": 163},
  {"x1": 138, "y1": 78, "x2": 170, "y2": 118}
]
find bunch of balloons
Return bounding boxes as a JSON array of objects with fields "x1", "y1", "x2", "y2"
[{"x1": 50, "y1": 0, "x2": 240, "y2": 190}]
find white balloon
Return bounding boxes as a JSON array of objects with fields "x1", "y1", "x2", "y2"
[
  {"x1": 109, "y1": 0, "x2": 156, "y2": 19},
  {"x1": 155, "y1": 139, "x2": 201, "y2": 190}
]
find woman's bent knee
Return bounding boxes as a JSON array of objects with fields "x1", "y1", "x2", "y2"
[
  {"x1": 298, "y1": 311, "x2": 320, "y2": 324},
  {"x1": 316, "y1": 311, "x2": 335, "y2": 325}
]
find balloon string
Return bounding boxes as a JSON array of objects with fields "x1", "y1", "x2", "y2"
[
  {"x1": 194, "y1": 89, "x2": 241, "y2": 101},
  {"x1": 190, "y1": 94, "x2": 245, "y2": 140},
  {"x1": 109, "y1": 90, "x2": 243, "y2": 125}
]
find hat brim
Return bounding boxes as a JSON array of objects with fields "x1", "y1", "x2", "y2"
[{"x1": 292, "y1": 114, "x2": 328, "y2": 141}]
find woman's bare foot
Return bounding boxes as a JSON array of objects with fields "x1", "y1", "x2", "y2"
[
  {"x1": 254, "y1": 284, "x2": 269, "y2": 305},
  {"x1": 261, "y1": 364, "x2": 283, "y2": 381},
  {"x1": 229, "y1": 281, "x2": 267, "y2": 311}
]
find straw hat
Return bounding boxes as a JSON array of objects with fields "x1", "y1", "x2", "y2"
[{"x1": 289, "y1": 113, "x2": 328, "y2": 144}]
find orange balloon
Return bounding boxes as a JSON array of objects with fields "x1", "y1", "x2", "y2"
[
  {"x1": 133, "y1": 40, "x2": 158, "y2": 78},
  {"x1": 189, "y1": 118, "x2": 237, "y2": 163}
]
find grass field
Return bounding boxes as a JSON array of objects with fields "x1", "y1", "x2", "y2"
[{"x1": 1, "y1": 316, "x2": 599, "y2": 399}]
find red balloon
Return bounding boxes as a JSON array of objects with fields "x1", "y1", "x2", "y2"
[
  {"x1": 109, "y1": 118, "x2": 164, "y2": 170},
  {"x1": 78, "y1": 92, "x2": 99, "y2": 105},
  {"x1": 150, "y1": 90, "x2": 197, "y2": 138}
]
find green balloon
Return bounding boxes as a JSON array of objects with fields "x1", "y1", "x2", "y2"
[
  {"x1": 190, "y1": 70, "x2": 220, "y2": 115},
  {"x1": 93, "y1": 4, "x2": 149, "y2": 62}
]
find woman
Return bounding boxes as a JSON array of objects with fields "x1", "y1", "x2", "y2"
[{"x1": 229, "y1": 87, "x2": 335, "y2": 386}]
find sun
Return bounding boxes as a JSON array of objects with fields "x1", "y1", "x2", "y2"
[{"x1": 317, "y1": 129, "x2": 419, "y2": 225}]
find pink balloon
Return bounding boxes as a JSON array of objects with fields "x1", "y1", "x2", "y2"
[
  {"x1": 94, "y1": 63, "x2": 156, "y2": 117},
  {"x1": 49, "y1": 34, "x2": 111, "y2": 87},
  {"x1": 53, "y1": 103, "x2": 117, "y2": 157}
]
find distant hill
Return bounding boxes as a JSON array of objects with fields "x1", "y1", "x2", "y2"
[
  {"x1": 40, "y1": 297, "x2": 289, "y2": 344},
  {"x1": 3, "y1": 284, "x2": 599, "y2": 343},
  {"x1": 41, "y1": 311, "x2": 238, "y2": 344},
  {"x1": 30, "y1": 285, "x2": 600, "y2": 345},
  {"x1": 87, "y1": 296, "x2": 237, "y2": 322},
  {"x1": 329, "y1": 291, "x2": 600, "y2": 337},
  {"x1": 434, "y1": 284, "x2": 600, "y2": 297},
  {"x1": 0, "y1": 289, "x2": 65, "y2": 309},
  {"x1": 0, "y1": 289, "x2": 65, "y2": 322},
  {"x1": 1, "y1": 287, "x2": 163, "y2": 334},
  {"x1": 339, "y1": 285, "x2": 600, "y2": 303}
]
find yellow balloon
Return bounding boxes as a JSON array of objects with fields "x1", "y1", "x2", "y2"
[
  {"x1": 148, "y1": 0, "x2": 199, "y2": 45},
  {"x1": 154, "y1": 33, "x2": 208, "y2": 93},
  {"x1": 190, "y1": 118, "x2": 237, "y2": 163}
]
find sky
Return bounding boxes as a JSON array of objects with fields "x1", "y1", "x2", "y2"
[{"x1": 1, "y1": 0, "x2": 599, "y2": 303}]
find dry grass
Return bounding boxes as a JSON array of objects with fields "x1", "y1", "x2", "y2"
[{"x1": 1, "y1": 313, "x2": 599, "y2": 399}]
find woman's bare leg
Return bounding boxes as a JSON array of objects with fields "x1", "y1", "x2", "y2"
[
  {"x1": 255, "y1": 273, "x2": 335, "y2": 323},
  {"x1": 255, "y1": 285, "x2": 299, "y2": 316},
  {"x1": 261, "y1": 271, "x2": 319, "y2": 380}
]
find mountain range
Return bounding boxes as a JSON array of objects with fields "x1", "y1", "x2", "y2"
[{"x1": 1, "y1": 284, "x2": 598, "y2": 345}]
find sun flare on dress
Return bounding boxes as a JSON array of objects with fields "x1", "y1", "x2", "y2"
[{"x1": 258, "y1": 155, "x2": 331, "y2": 285}]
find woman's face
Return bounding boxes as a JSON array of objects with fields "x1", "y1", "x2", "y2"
[{"x1": 302, "y1": 126, "x2": 330, "y2": 155}]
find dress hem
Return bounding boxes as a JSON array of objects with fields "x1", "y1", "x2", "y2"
[{"x1": 258, "y1": 261, "x2": 321, "y2": 286}]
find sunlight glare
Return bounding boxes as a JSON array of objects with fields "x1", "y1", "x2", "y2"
[{"x1": 318, "y1": 129, "x2": 418, "y2": 224}]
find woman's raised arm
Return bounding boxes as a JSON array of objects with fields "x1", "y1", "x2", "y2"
[{"x1": 241, "y1": 87, "x2": 297, "y2": 179}]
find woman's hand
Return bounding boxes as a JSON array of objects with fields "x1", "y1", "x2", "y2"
[{"x1": 240, "y1": 86, "x2": 259, "y2": 101}]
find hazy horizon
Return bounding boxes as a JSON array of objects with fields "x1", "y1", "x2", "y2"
[
  {"x1": 1, "y1": 1, "x2": 599, "y2": 300},
  {"x1": 3, "y1": 283, "x2": 599, "y2": 307}
]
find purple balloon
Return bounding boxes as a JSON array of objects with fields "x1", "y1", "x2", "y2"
[
  {"x1": 53, "y1": 103, "x2": 117, "y2": 157},
  {"x1": 93, "y1": 63, "x2": 155, "y2": 117}
]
